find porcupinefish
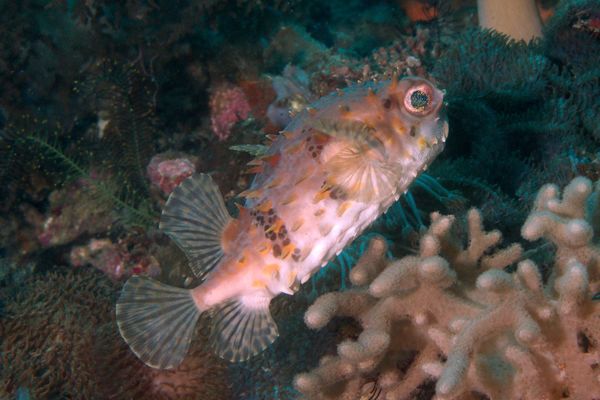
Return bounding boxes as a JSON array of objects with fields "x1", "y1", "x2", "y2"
[{"x1": 116, "y1": 76, "x2": 448, "y2": 368}]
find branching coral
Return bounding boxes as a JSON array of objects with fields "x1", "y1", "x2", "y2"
[{"x1": 295, "y1": 176, "x2": 600, "y2": 399}]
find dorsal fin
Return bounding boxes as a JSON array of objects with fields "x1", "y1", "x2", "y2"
[
  {"x1": 210, "y1": 293, "x2": 278, "y2": 362},
  {"x1": 160, "y1": 173, "x2": 232, "y2": 280}
]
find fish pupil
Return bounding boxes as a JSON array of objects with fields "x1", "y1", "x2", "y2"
[{"x1": 410, "y1": 90, "x2": 429, "y2": 110}]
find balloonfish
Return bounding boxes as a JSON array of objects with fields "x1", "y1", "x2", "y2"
[{"x1": 116, "y1": 76, "x2": 448, "y2": 368}]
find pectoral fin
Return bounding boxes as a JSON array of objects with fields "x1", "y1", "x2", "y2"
[
  {"x1": 160, "y1": 173, "x2": 232, "y2": 280},
  {"x1": 325, "y1": 145, "x2": 402, "y2": 202}
]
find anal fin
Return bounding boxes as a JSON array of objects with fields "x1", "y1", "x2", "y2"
[
  {"x1": 210, "y1": 294, "x2": 278, "y2": 362},
  {"x1": 160, "y1": 173, "x2": 232, "y2": 280}
]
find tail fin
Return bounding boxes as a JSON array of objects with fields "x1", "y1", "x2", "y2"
[{"x1": 116, "y1": 276, "x2": 202, "y2": 369}]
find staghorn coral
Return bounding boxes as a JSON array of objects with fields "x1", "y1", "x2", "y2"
[{"x1": 295, "y1": 176, "x2": 600, "y2": 400}]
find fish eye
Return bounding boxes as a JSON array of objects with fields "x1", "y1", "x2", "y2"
[{"x1": 404, "y1": 84, "x2": 433, "y2": 116}]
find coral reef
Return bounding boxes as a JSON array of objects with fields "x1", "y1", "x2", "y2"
[
  {"x1": 36, "y1": 180, "x2": 115, "y2": 248},
  {"x1": 295, "y1": 177, "x2": 600, "y2": 399},
  {"x1": 209, "y1": 84, "x2": 252, "y2": 141},
  {"x1": 0, "y1": 0, "x2": 598, "y2": 397},
  {"x1": 147, "y1": 153, "x2": 198, "y2": 196},
  {"x1": 0, "y1": 266, "x2": 230, "y2": 399}
]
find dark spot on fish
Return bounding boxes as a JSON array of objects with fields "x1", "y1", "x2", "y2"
[
  {"x1": 283, "y1": 238, "x2": 291, "y2": 246},
  {"x1": 383, "y1": 98, "x2": 391, "y2": 109},
  {"x1": 264, "y1": 224, "x2": 271, "y2": 231},
  {"x1": 410, "y1": 126, "x2": 416, "y2": 137},
  {"x1": 329, "y1": 186, "x2": 347, "y2": 200},
  {"x1": 268, "y1": 208, "x2": 275, "y2": 215},
  {"x1": 268, "y1": 232, "x2": 277, "y2": 241},
  {"x1": 291, "y1": 247, "x2": 302, "y2": 262},
  {"x1": 312, "y1": 152, "x2": 318, "y2": 158},
  {"x1": 273, "y1": 244, "x2": 282, "y2": 257},
  {"x1": 308, "y1": 146, "x2": 314, "y2": 151},
  {"x1": 316, "y1": 145, "x2": 323, "y2": 150}
]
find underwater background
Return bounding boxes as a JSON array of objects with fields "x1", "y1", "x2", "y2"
[{"x1": 1, "y1": 0, "x2": 599, "y2": 399}]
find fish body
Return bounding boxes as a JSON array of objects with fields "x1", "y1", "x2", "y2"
[{"x1": 117, "y1": 77, "x2": 448, "y2": 368}]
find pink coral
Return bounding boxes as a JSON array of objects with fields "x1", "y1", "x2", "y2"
[
  {"x1": 209, "y1": 85, "x2": 251, "y2": 141},
  {"x1": 70, "y1": 238, "x2": 160, "y2": 280},
  {"x1": 147, "y1": 154, "x2": 196, "y2": 195}
]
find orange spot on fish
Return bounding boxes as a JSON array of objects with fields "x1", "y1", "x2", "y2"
[
  {"x1": 262, "y1": 263, "x2": 280, "y2": 275},
  {"x1": 266, "y1": 219, "x2": 284, "y2": 234},
  {"x1": 287, "y1": 270, "x2": 297, "y2": 287},
  {"x1": 258, "y1": 241, "x2": 271, "y2": 255},
  {"x1": 257, "y1": 199, "x2": 273, "y2": 213},
  {"x1": 282, "y1": 193, "x2": 297, "y2": 205},
  {"x1": 336, "y1": 201, "x2": 351, "y2": 217},
  {"x1": 281, "y1": 243, "x2": 295, "y2": 259},
  {"x1": 313, "y1": 132, "x2": 330, "y2": 145},
  {"x1": 392, "y1": 117, "x2": 406, "y2": 135},
  {"x1": 252, "y1": 279, "x2": 266, "y2": 288},
  {"x1": 417, "y1": 137, "x2": 427, "y2": 150},
  {"x1": 291, "y1": 219, "x2": 304, "y2": 232},
  {"x1": 313, "y1": 189, "x2": 331, "y2": 203},
  {"x1": 307, "y1": 107, "x2": 317, "y2": 116}
]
